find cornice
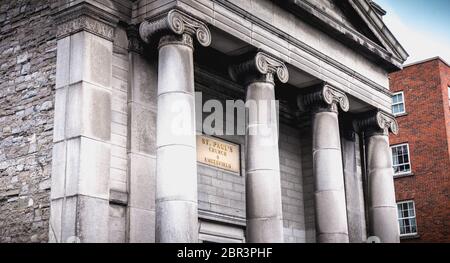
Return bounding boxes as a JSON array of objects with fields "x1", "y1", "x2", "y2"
[
  {"x1": 214, "y1": 0, "x2": 394, "y2": 98},
  {"x1": 403, "y1": 56, "x2": 450, "y2": 69},
  {"x1": 282, "y1": 0, "x2": 406, "y2": 71},
  {"x1": 53, "y1": 3, "x2": 119, "y2": 41},
  {"x1": 368, "y1": 1, "x2": 387, "y2": 17},
  {"x1": 352, "y1": 0, "x2": 408, "y2": 61},
  {"x1": 228, "y1": 52, "x2": 289, "y2": 85}
]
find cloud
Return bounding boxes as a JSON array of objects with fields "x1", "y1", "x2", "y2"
[{"x1": 382, "y1": 5, "x2": 450, "y2": 64}]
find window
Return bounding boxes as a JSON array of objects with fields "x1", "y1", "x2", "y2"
[
  {"x1": 392, "y1": 91, "x2": 405, "y2": 115},
  {"x1": 397, "y1": 200, "x2": 417, "y2": 236},
  {"x1": 391, "y1": 143, "x2": 411, "y2": 175}
]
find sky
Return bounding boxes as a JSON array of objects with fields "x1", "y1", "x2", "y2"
[{"x1": 375, "y1": 0, "x2": 450, "y2": 64}]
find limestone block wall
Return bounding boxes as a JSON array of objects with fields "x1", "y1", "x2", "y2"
[
  {"x1": 341, "y1": 128, "x2": 367, "y2": 243},
  {"x1": 0, "y1": 0, "x2": 57, "y2": 242},
  {"x1": 299, "y1": 118, "x2": 317, "y2": 243},
  {"x1": 126, "y1": 40, "x2": 158, "y2": 243},
  {"x1": 108, "y1": 25, "x2": 130, "y2": 243},
  {"x1": 197, "y1": 162, "x2": 246, "y2": 221},
  {"x1": 279, "y1": 124, "x2": 306, "y2": 243},
  {"x1": 195, "y1": 75, "x2": 246, "y2": 224}
]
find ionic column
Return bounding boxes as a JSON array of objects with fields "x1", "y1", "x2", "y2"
[
  {"x1": 229, "y1": 52, "x2": 289, "y2": 243},
  {"x1": 298, "y1": 84, "x2": 350, "y2": 243},
  {"x1": 356, "y1": 111, "x2": 400, "y2": 243},
  {"x1": 140, "y1": 10, "x2": 211, "y2": 243}
]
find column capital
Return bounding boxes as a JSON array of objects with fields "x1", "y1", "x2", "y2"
[
  {"x1": 139, "y1": 9, "x2": 211, "y2": 48},
  {"x1": 297, "y1": 83, "x2": 349, "y2": 113},
  {"x1": 127, "y1": 25, "x2": 145, "y2": 54},
  {"x1": 54, "y1": 3, "x2": 119, "y2": 41},
  {"x1": 229, "y1": 51, "x2": 289, "y2": 85},
  {"x1": 341, "y1": 113, "x2": 357, "y2": 141},
  {"x1": 355, "y1": 110, "x2": 398, "y2": 136}
]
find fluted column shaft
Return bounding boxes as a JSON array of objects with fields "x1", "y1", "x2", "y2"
[
  {"x1": 299, "y1": 84, "x2": 350, "y2": 243},
  {"x1": 230, "y1": 52, "x2": 289, "y2": 243},
  {"x1": 357, "y1": 111, "x2": 400, "y2": 243},
  {"x1": 140, "y1": 10, "x2": 211, "y2": 243}
]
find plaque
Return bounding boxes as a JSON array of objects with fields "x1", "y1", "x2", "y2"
[{"x1": 196, "y1": 135, "x2": 241, "y2": 174}]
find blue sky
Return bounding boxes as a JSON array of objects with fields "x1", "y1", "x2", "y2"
[{"x1": 375, "y1": 0, "x2": 450, "y2": 64}]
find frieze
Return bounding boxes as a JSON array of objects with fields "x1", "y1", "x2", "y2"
[{"x1": 54, "y1": 3, "x2": 118, "y2": 41}]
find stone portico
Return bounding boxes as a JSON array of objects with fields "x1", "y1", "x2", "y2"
[{"x1": 48, "y1": 0, "x2": 408, "y2": 243}]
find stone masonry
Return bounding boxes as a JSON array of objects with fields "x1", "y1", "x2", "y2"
[
  {"x1": 0, "y1": 0, "x2": 407, "y2": 243},
  {"x1": 0, "y1": 0, "x2": 57, "y2": 242}
]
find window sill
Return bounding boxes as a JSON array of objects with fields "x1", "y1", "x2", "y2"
[
  {"x1": 394, "y1": 172, "x2": 414, "y2": 179},
  {"x1": 400, "y1": 234, "x2": 420, "y2": 240},
  {"x1": 393, "y1": 112, "x2": 408, "y2": 118}
]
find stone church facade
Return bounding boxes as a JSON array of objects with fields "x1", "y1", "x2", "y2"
[{"x1": 0, "y1": 0, "x2": 408, "y2": 243}]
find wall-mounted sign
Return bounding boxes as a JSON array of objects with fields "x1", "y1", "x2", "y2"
[{"x1": 196, "y1": 135, "x2": 241, "y2": 174}]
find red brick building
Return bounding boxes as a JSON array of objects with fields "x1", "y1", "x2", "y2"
[{"x1": 389, "y1": 57, "x2": 450, "y2": 242}]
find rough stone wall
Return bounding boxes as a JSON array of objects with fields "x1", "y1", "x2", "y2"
[
  {"x1": 0, "y1": 0, "x2": 57, "y2": 242},
  {"x1": 389, "y1": 59, "x2": 450, "y2": 242}
]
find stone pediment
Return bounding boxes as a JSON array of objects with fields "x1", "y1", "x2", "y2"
[
  {"x1": 307, "y1": 0, "x2": 362, "y2": 33},
  {"x1": 283, "y1": 0, "x2": 409, "y2": 70}
]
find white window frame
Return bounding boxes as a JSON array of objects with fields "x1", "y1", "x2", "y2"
[
  {"x1": 397, "y1": 200, "x2": 418, "y2": 237},
  {"x1": 391, "y1": 143, "x2": 412, "y2": 176},
  {"x1": 392, "y1": 91, "x2": 406, "y2": 115}
]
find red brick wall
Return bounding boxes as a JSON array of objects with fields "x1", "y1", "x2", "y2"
[
  {"x1": 438, "y1": 61, "x2": 450, "y2": 157},
  {"x1": 389, "y1": 58, "x2": 450, "y2": 243}
]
